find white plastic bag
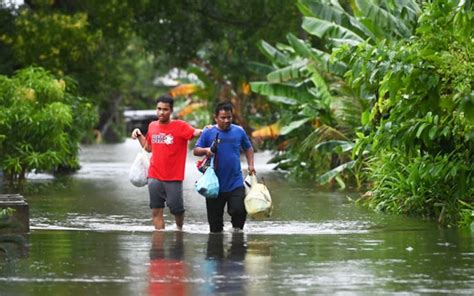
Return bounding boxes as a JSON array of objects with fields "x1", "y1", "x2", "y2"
[
  {"x1": 129, "y1": 149, "x2": 149, "y2": 187},
  {"x1": 244, "y1": 174, "x2": 252, "y2": 195},
  {"x1": 244, "y1": 175, "x2": 273, "y2": 219}
]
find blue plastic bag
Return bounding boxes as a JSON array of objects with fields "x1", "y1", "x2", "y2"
[{"x1": 195, "y1": 156, "x2": 219, "y2": 198}]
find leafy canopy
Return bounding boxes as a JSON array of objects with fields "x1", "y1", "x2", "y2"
[{"x1": 0, "y1": 67, "x2": 96, "y2": 180}]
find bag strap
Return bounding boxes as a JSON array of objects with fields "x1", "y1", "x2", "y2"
[
  {"x1": 251, "y1": 174, "x2": 258, "y2": 185},
  {"x1": 210, "y1": 155, "x2": 215, "y2": 169}
]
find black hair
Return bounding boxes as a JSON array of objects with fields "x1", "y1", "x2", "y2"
[
  {"x1": 214, "y1": 101, "x2": 234, "y2": 116},
  {"x1": 156, "y1": 94, "x2": 174, "y2": 110}
]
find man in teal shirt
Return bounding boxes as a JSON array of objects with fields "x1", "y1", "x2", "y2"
[{"x1": 194, "y1": 102, "x2": 255, "y2": 233}]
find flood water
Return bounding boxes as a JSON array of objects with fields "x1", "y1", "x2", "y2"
[{"x1": 1, "y1": 140, "x2": 473, "y2": 295}]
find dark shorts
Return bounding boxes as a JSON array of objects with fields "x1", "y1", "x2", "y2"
[{"x1": 148, "y1": 178, "x2": 185, "y2": 215}]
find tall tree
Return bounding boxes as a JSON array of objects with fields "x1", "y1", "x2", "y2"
[
  {"x1": 135, "y1": 0, "x2": 302, "y2": 127},
  {"x1": 1, "y1": 0, "x2": 302, "y2": 137},
  {"x1": 1, "y1": 0, "x2": 151, "y2": 141}
]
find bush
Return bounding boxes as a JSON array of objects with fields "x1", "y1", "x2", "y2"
[{"x1": 0, "y1": 67, "x2": 97, "y2": 181}]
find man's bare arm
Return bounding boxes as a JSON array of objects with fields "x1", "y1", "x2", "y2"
[
  {"x1": 245, "y1": 147, "x2": 255, "y2": 175},
  {"x1": 131, "y1": 128, "x2": 151, "y2": 152},
  {"x1": 193, "y1": 129, "x2": 203, "y2": 137},
  {"x1": 193, "y1": 147, "x2": 212, "y2": 157}
]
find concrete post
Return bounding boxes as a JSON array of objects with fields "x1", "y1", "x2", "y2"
[{"x1": 0, "y1": 194, "x2": 30, "y2": 234}]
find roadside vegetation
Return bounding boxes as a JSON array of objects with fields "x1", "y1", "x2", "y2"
[
  {"x1": 250, "y1": 0, "x2": 473, "y2": 227},
  {"x1": 0, "y1": 0, "x2": 472, "y2": 227},
  {"x1": 0, "y1": 67, "x2": 96, "y2": 180}
]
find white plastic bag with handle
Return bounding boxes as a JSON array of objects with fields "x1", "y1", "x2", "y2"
[
  {"x1": 244, "y1": 174, "x2": 253, "y2": 195},
  {"x1": 129, "y1": 149, "x2": 149, "y2": 187},
  {"x1": 244, "y1": 174, "x2": 273, "y2": 219}
]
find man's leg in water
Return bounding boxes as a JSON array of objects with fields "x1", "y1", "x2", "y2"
[
  {"x1": 152, "y1": 208, "x2": 165, "y2": 230},
  {"x1": 174, "y1": 212, "x2": 184, "y2": 230}
]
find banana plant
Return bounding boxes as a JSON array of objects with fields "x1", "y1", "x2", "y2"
[
  {"x1": 299, "y1": 0, "x2": 420, "y2": 45},
  {"x1": 250, "y1": 0, "x2": 420, "y2": 188},
  {"x1": 250, "y1": 32, "x2": 362, "y2": 187}
]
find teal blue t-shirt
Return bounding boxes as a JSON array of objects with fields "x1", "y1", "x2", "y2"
[{"x1": 195, "y1": 124, "x2": 252, "y2": 193}]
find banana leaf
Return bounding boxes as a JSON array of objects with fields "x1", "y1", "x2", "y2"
[
  {"x1": 318, "y1": 160, "x2": 355, "y2": 185},
  {"x1": 355, "y1": 0, "x2": 412, "y2": 38},
  {"x1": 247, "y1": 61, "x2": 275, "y2": 76},
  {"x1": 302, "y1": 17, "x2": 364, "y2": 45},
  {"x1": 258, "y1": 40, "x2": 289, "y2": 66},
  {"x1": 286, "y1": 33, "x2": 319, "y2": 60},
  {"x1": 286, "y1": 33, "x2": 348, "y2": 75},
  {"x1": 308, "y1": 66, "x2": 332, "y2": 104},
  {"x1": 267, "y1": 59, "x2": 309, "y2": 83},
  {"x1": 266, "y1": 96, "x2": 298, "y2": 105},
  {"x1": 314, "y1": 140, "x2": 354, "y2": 154},
  {"x1": 299, "y1": 0, "x2": 376, "y2": 41},
  {"x1": 280, "y1": 118, "x2": 311, "y2": 136},
  {"x1": 250, "y1": 81, "x2": 316, "y2": 103}
]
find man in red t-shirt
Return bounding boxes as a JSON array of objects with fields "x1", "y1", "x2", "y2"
[{"x1": 131, "y1": 95, "x2": 202, "y2": 230}]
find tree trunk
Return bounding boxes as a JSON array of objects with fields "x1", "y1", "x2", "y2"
[{"x1": 98, "y1": 92, "x2": 124, "y2": 143}]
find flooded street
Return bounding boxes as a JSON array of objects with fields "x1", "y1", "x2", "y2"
[{"x1": 1, "y1": 140, "x2": 473, "y2": 295}]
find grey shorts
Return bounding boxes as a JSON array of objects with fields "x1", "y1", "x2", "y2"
[{"x1": 147, "y1": 178, "x2": 185, "y2": 215}]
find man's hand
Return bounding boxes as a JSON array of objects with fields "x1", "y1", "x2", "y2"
[
  {"x1": 193, "y1": 124, "x2": 214, "y2": 138},
  {"x1": 193, "y1": 129, "x2": 203, "y2": 137},
  {"x1": 248, "y1": 166, "x2": 256, "y2": 176},
  {"x1": 131, "y1": 128, "x2": 143, "y2": 139},
  {"x1": 205, "y1": 147, "x2": 214, "y2": 157}
]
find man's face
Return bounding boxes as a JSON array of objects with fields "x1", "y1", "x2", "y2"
[
  {"x1": 215, "y1": 109, "x2": 233, "y2": 130},
  {"x1": 156, "y1": 102, "x2": 172, "y2": 123}
]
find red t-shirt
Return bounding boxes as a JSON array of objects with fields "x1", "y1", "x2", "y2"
[{"x1": 146, "y1": 120, "x2": 195, "y2": 181}]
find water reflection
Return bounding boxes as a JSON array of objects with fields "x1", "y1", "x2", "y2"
[
  {"x1": 148, "y1": 231, "x2": 186, "y2": 296},
  {"x1": 244, "y1": 238, "x2": 272, "y2": 295},
  {"x1": 1, "y1": 141, "x2": 473, "y2": 295},
  {"x1": 201, "y1": 233, "x2": 247, "y2": 294},
  {"x1": 0, "y1": 234, "x2": 29, "y2": 259}
]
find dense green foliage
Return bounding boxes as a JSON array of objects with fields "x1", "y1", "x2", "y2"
[
  {"x1": 0, "y1": 207, "x2": 14, "y2": 221},
  {"x1": 0, "y1": 0, "x2": 472, "y2": 227},
  {"x1": 0, "y1": 0, "x2": 301, "y2": 179},
  {"x1": 134, "y1": 0, "x2": 302, "y2": 127},
  {"x1": 136, "y1": 0, "x2": 300, "y2": 79},
  {"x1": 0, "y1": 0, "x2": 302, "y2": 137},
  {"x1": 0, "y1": 67, "x2": 96, "y2": 180},
  {"x1": 250, "y1": 0, "x2": 421, "y2": 184},
  {"x1": 0, "y1": 0, "x2": 156, "y2": 140},
  {"x1": 251, "y1": 0, "x2": 473, "y2": 227},
  {"x1": 250, "y1": 33, "x2": 361, "y2": 184},
  {"x1": 343, "y1": 1, "x2": 474, "y2": 226}
]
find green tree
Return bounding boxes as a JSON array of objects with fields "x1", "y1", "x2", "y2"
[
  {"x1": 0, "y1": 67, "x2": 96, "y2": 181},
  {"x1": 0, "y1": 0, "x2": 151, "y2": 141},
  {"x1": 1, "y1": 0, "x2": 303, "y2": 139},
  {"x1": 135, "y1": 0, "x2": 302, "y2": 127}
]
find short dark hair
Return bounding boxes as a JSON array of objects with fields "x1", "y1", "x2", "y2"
[
  {"x1": 214, "y1": 101, "x2": 234, "y2": 116},
  {"x1": 156, "y1": 94, "x2": 174, "y2": 110}
]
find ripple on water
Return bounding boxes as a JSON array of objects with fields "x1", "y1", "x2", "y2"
[{"x1": 31, "y1": 215, "x2": 372, "y2": 235}]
